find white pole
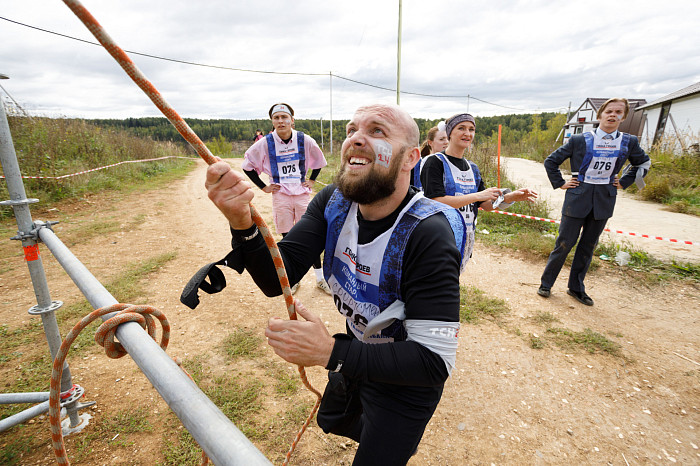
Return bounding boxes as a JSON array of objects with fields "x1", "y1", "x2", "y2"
[{"x1": 397, "y1": 0, "x2": 402, "y2": 105}]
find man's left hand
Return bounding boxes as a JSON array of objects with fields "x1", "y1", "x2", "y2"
[
  {"x1": 302, "y1": 179, "x2": 316, "y2": 189},
  {"x1": 265, "y1": 299, "x2": 335, "y2": 368}
]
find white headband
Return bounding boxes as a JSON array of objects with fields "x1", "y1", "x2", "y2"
[{"x1": 270, "y1": 104, "x2": 292, "y2": 117}]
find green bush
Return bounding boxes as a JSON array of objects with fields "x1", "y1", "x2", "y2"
[{"x1": 640, "y1": 176, "x2": 671, "y2": 202}]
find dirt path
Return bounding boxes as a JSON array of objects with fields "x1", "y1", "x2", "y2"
[
  {"x1": 1, "y1": 159, "x2": 699, "y2": 465},
  {"x1": 502, "y1": 157, "x2": 700, "y2": 263}
]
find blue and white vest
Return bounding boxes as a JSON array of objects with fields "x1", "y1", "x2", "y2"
[
  {"x1": 265, "y1": 131, "x2": 306, "y2": 185},
  {"x1": 323, "y1": 189, "x2": 466, "y2": 343},
  {"x1": 579, "y1": 132, "x2": 630, "y2": 185},
  {"x1": 432, "y1": 153, "x2": 482, "y2": 233}
]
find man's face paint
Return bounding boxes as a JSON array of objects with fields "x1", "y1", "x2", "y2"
[{"x1": 371, "y1": 139, "x2": 393, "y2": 168}]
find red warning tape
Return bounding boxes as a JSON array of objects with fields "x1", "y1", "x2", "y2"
[
  {"x1": 0, "y1": 156, "x2": 194, "y2": 180},
  {"x1": 485, "y1": 208, "x2": 695, "y2": 246}
]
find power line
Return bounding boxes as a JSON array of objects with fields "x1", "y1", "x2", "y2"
[
  {"x1": 0, "y1": 17, "x2": 325, "y2": 77},
  {"x1": 1, "y1": 16, "x2": 562, "y2": 113}
]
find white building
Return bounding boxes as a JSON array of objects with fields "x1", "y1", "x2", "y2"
[
  {"x1": 562, "y1": 98, "x2": 647, "y2": 144},
  {"x1": 635, "y1": 81, "x2": 700, "y2": 154}
]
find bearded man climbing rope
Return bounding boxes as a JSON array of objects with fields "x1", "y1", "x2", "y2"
[{"x1": 199, "y1": 103, "x2": 466, "y2": 465}]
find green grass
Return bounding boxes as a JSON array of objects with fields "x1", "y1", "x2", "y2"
[
  {"x1": 70, "y1": 408, "x2": 153, "y2": 463},
  {"x1": 0, "y1": 116, "x2": 196, "y2": 220},
  {"x1": 595, "y1": 241, "x2": 700, "y2": 281},
  {"x1": 267, "y1": 363, "x2": 300, "y2": 395},
  {"x1": 161, "y1": 429, "x2": 203, "y2": 466},
  {"x1": 545, "y1": 327, "x2": 622, "y2": 357},
  {"x1": 625, "y1": 148, "x2": 700, "y2": 216},
  {"x1": 531, "y1": 311, "x2": 560, "y2": 326},
  {"x1": 221, "y1": 328, "x2": 264, "y2": 359},
  {"x1": 459, "y1": 285, "x2": 510, "y2": 323},
  {"x1": 0, "y1": 435, "x2": 34, "y2": 466}
]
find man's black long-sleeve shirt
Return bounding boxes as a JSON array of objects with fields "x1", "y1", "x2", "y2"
[{"x1": 230, "y1": 185, "x2": 461, "y2": 388}]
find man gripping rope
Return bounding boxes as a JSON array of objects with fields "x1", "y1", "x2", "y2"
[
  {"x1": 203, "y1": 104, "x2": 466, "y2": 465},
  {"x1": 242, "y1": 102, "x2": 330, "y2": 294}
]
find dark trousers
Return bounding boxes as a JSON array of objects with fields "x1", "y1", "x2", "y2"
[
  {"x1": 317, "y1": 372, "x2": 438, "y2": 466},
  {"x1": 541, "y1": 212, "x2": 608, "y2": 293}
]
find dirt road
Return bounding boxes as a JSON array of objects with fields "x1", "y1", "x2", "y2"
[
  {"x1": 501, "y1": 157, "x2": 700, "y2": 263},
  {"x1": 1, "y1": 159, "x2": 699, "y2": 465}
]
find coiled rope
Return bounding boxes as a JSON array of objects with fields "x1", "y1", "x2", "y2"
[
  {"x1": 57, "y1": 1, "x2": 323, "y2": 464},
  {"x1": 49, "y1": 304, "x2": 170, "y2": 465}
]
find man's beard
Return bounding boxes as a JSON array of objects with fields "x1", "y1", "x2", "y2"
[{"x1": 334, "y1": 147, "x2": 404, "y2": 205}]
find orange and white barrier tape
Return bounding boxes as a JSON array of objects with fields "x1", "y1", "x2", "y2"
[
  {"x1": 0, "y1": 156, "x2": 194, "y2": 180},
  {"x1": 485, "y1": 208, "x2": 695, "y2": 246}
]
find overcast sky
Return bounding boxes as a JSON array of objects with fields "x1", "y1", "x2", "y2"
[{"x1": 1, "y1": 0, "x2": 699, "y2": 122}]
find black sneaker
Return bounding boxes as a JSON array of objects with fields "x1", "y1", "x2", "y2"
[
  {"x1": 537, "y1": 286, "x2": 551, "y2": 298},
  {"x1": 567, "y1": 289, "x2": 594, "y2": 306}
]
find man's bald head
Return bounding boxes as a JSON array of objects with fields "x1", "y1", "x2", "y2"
[{"x1": 352, "y1": 104, "x2": 420, "y2": 148}]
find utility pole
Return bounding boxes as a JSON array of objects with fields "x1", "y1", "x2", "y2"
[{"x1": 396, "y1": 0, "x2": 402, "y2": 105}]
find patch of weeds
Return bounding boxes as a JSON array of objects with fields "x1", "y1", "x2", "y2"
[
  {"x1": 268, "y1": 363, "x2": 300, "y2": 395},
  {"x1": 0, "y1": 355, "x2": 52, "y2": 419},
  {"x1": 161, "y1": 429, "x2": 202, "y2": 466},
  {"x1": 529, "y1": 334, "x2": 546, "y2": 349},
  {"x1": 596, "y1": 241, "x2": 700, "y2": 282},
  {"x1": 205, "y1": 375, "x2": 264, "y2": 428},
  {"x1": 221, "y1": 328, "x2": 264, "y2": 359},
  {"x1": 459, "y1": 285, "x2": 510, "y2": 323},
  {"x1": 546, "y1": 327, "x2": 622, "y2": 357},
  {"x1": 100, "y1": 408, "x2": 152, "y2": 435},
  {"x1": 180, "y1": 354, "x2": 207, "y2": 385},
  {"x1": 70, "y1": 430, "x2": 103, "y2": 463},
  {"x1": 107, "y1": 252, "x2": 178, "y2": 302},
  {"x1": 0, "y1": 436, "x2": 33, "y2": 465},
  {"x1": 531, "y1": 311, "x2": 560, "y2": 325}
]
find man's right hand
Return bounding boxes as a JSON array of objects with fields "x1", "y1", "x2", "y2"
[
  {"x1": 560, "y1": 178, "x2": 580, "y2": 190},
  {"x1": 205, "y1": 161, "x2": 255, "y2": 230}
]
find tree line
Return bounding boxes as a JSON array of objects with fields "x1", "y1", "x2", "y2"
[{"x1": 87, "y1": 113, "x2": 560, "y2": 143}]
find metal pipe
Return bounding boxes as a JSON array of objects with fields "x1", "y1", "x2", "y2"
[
  {"x1": 37, "y1": 225, "x2": 271, "y2": 465},
  {"x1": 0, "y1": 401, "x2": 51, "y2": 433},
  {"x1": 0, "y1": 101, "x2": 75, "y2": 409},
  {"x1": 0, "y1": 392, "x2": 50, "y2": 404}
]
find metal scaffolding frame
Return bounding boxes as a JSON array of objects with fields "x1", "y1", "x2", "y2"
[{"x1": 0, "y1": 99, "x2": 271, "y2": 464}]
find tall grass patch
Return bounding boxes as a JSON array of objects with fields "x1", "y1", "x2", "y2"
[
  {"x1": 459, "y1": 285, "x2": 510, "y2": 323},
  {"x1": 0, "y1": 116, "x2": 195, "y2": 220}
]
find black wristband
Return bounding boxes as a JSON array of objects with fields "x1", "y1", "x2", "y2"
[
  {"x1": 326, "y1": 333, "x2": 353, "y2": 373},
  {"x1": 230, "y1": 224, "x2": 259, "y2": 243}
]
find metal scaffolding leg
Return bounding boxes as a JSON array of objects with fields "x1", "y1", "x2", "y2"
[
  {"x1": 0, "y1": 103, "x2": 271, "y2": 463},
  {"x1": 0, "y1": 101, "x2": 85, "y2": 433}
]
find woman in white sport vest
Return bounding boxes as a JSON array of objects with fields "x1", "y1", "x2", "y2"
[{"x1": 421, "y1": 113, "x2": 537, "y2": 266}]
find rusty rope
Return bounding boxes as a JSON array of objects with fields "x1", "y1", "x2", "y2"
[{"x1": 60, "y1": 1, "x2": 322, "y2": 464}]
